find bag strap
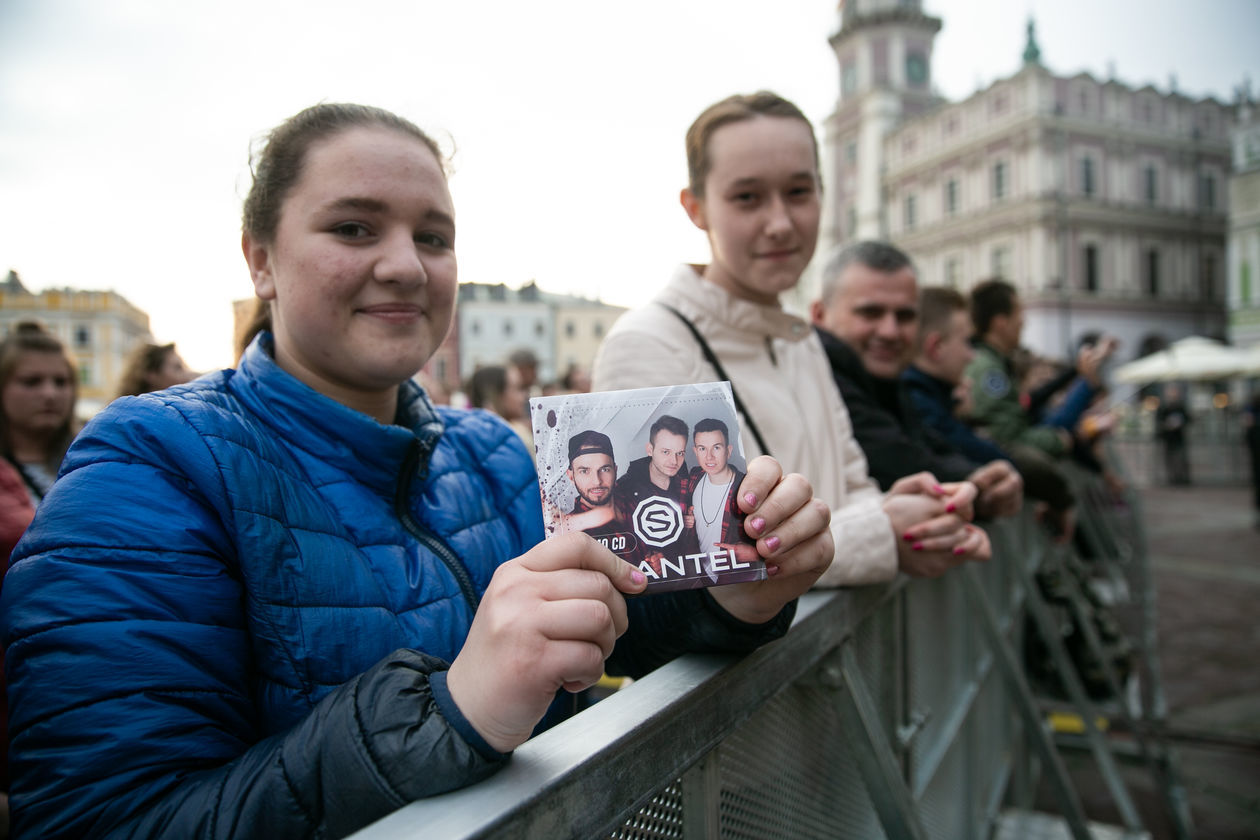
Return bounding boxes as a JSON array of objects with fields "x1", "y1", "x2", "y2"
[{"x1": 658, "y1": 303, "x2": 774, "y2": 458}]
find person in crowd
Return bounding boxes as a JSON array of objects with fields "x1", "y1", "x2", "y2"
[
  {"x1": 1156, "y1": 383, "x2": 1192, "y2": 485},
  {"x1": 0, "y1": 103, "x2": 833, "y2": 839},
  {"x1": 907, "y1": 287, "x2": 1077, "y2": 538},
  {"x1": 965, "y1": 280, "x2": 1077, "y2": 459},
  {"x1": 809, "y1": 241, "x2": 1022, "y2": 519},
  {"x1": 560, "y1": 363, "x2": 593, "y2": 394},
  {"x1": 508, "y1": 348, "x2": 540, "y2": 397},
  {"x1": 1244, "y1": 392, "x2": 1260, "y2": 530},
  {"x1": 113, "y1": 341, "x2": 197, "y2": 398},
  {"x1": 465, "y1": 364, "x2": 531, "y2": 445},
  {"x1": 965, "y1": 280, "x2": 1115, "y2": 461},
  {"x1": 0, "y1": 321, "x2": 81, "y2": 839},
  {"x1": 592, "y1": 91, "x2": 988, "y2": 584}
]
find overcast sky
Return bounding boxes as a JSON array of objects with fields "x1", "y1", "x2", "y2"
[{"x1": 1, "y1": 0, "x2": 1255, "y2": 372}]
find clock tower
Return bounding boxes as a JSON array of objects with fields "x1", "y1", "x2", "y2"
[{"x1": 820, "y1": 0, "x2": 943, "y2": 255}]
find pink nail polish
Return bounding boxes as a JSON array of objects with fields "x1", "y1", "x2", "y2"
[
  {"x1": 953, "y1": 546, "x2": 965, "y2": 556},
  {"x1": 750, "y1": 516, "x2": 766, "y2": 533},
  {"x1": 902, "y1": 532, "x2": 915, "y2": 542},
  {"x1": 766, "y1": 564, "x2": 781, "y2": 577},
  {"x1": 912, "y1": 542, "x2": 923, "y2": 551},
  {"x1": 932, "y1": 484, "x2": 945, "y2": 494},
  {"x1": 744, "y1": 492, "x2": 758, "y2": 507},
  {"x1": 765, "y1": 535, "x2": 781, "y2": 552},
  {"x1": 630, "y1": 570, "x2": 646, "y2": 584},
  {"x1": 946, "y1": 503, "x2": 956, "y2": 513}
]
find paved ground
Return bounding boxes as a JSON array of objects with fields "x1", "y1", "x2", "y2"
[{"x1": 1034, "y1": 483, "x2": 1260, "y2": 839}]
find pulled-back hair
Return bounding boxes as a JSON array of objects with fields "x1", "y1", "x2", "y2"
[
  {"x1": 917, "y1": 286, "x2": 968, "y2": 347},
  {"x1": 685, "y1": 91, "x2": 819, "y2": 197},
  {"x1": 242, "y1": 103, "x2": 443, "y2": 244},
  {"x1": 240, "y1": 104, "x2": 446, "y2": 345},
  {"x1": 0, "y1": 321, "x2": 78, "y2": 468},
  {"x1": 970, "y1": 278, "x2": 1018, "y2": 337},
  {"x1": 819, "y1": 240, "x2": 915, "y2": 303}
]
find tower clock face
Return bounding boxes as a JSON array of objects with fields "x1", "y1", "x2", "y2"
[{"x1": 906, "y1": 53, "x2": 927, "y2": 86}]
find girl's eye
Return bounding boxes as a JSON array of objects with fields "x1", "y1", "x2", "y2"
[
  {"x1": 416, "y1": 232, "x2": 451, "y2": 249},
  {"x1": 331, "y1": 222, "x2": 371, "y2": 238},
  {"x1": 733, "y1": 192, "x2": 758, "y2": 205}
]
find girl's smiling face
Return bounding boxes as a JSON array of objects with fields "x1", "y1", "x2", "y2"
[
  {"x1": 244, "y1": 125, "x2": 456, "y2": 420},
  {"x1": 682, "y1": 115, "x2": 821, "y2": 306}
]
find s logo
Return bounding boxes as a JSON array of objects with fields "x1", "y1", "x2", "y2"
[{"x1": 632, "y1": 497, "x2": 683, "y2": 548}]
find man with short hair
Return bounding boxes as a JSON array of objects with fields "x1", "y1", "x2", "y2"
[
  {"x1": 616, "y1": 415, "x2": 700, "y2": 561},
  {"x1": 810, "y1": 241, "x2": 1022, "y2": 520},
  {"x1": 687, "y1": 419, "x2": 747, "y2": 555},
  {"x1": 563, "y1": 429, "x2": 625, "y2": 543},
  {"x1": 905, "y1": 287, "x2": 1076, "y2": 523},
  {"x1": 965, "y1": 279, "x2": 1073, "y2": 457}
]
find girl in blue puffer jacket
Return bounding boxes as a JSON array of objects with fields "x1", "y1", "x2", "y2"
[{"x1": 0, "y1": 103, "x2": 835, "y2": 839}]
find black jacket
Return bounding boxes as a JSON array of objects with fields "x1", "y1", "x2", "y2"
[{"x1": 816, "y1": 327, "x2": 977, "y2": 491}]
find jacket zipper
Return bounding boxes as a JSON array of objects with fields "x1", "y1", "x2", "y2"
[{"x1": 394, "y1": 437, "x2": 481, "y2": 614}]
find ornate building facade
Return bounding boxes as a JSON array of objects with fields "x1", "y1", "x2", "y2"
[
  {"x1": 1, "y1": 270, "x2": 153, "y2": 413},
  {"x1": 1227, "y1": 89, "x2": 1260, "y2": 351},
  {"x1": 821, "y1": 0, "x2": 1234, "y2": 362}
]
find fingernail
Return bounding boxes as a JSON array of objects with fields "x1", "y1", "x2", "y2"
[
  {"x1": 630, "y1": 570, "x2": 646, "y2": 585},
  {"x1": 744, "y1": 492, "x2": 758, "y2": 507},
  {"x1": 766, "y1": 564, "x2": 781, "y2": 577},
  {"x1": 945, "y1": 503, "x2": 956, "y2": 513},
  {"x1": 902, "y1": 532, "x2": 915, "y2": 542},
  {"x1": 933, "y1": 484, "x2": 945, "y2": 494},
  {"x1": 912, "y1": 542, "x2": 923, "y2": 551},
  {"x1": 764, "y1": 535, "x2": 781, "y2": 552},
  {"x1": 750, "y1": 516, "x2": 766, "y2": 533},
  {"x1": 953, "y1": 546, "x2": 965, "y2": 556}
]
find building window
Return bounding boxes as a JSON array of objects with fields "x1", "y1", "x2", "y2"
[
  {"x1": 74, "y1": 325, "x2": 91, "y2": 348},
  {"x1": 534, "y1": 320, "x2": 544, "y2": 337},
  {"x1": 944, "y1": 258, "x2": 959, "y2": 288},
  {"x1": 1144, "y1": 165, "x2": 1158, "y2": 205},
  {"x1": 847, "y1": 207, "x2": 857, "y2": 236},
  {"x1": 1199, "y1": 173, "x2": 1216, "y2": 210},
  {"x1": 845, "y1": 141, "x2": 857, "y2": 164},
  {"x1": 992, "y1": 162, "x2": 1007, "y2": 200},
  {"x1": 1145, "y1": 249, "x2": 1160, "y2": 296},
  {"x1": 593, "y1": 322, "x2": 604, "y2": 338},
  {"x1": 991, "y1": 246, "x2": 1010, "y2": 279},
  {"x1": 903, "y1": 194, "x2": 916, "y2": 231},
  {"x1": 503, "y1": 321, "x2": 513, "y2": 337},
  {"x1": 1242, "y1": 260, "x2": 1253, "y2": 304},
  {"x1": 565, "y1": 321, "x2": 575, "y2": 338},
  {"x1": 1202, "y1": 255, "x2": 1217, "y2": 301},
  {"x1": 1083, "y1": 245, "x2": 1099, "y2": 292},
  {"x1": 1081, "y1": 157, "x2": 1095, "y2": 197},
  {"x1": 471, "y1": 320, "x2": 481, "y2": 336},
  {"x1": 945, "y1": 179, "x2": 958, "y2": 216},
  {"x1": 77, "y1": 363, "x2": 91, "y2": 386}
]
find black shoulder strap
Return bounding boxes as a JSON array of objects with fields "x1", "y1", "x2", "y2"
[{"x1": 658, "y1": 303, "x2": 774, "y2": 458}]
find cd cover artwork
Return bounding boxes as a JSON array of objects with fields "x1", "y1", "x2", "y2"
[{"x1": 530, "y1": 382, "x2": 766, "y2": 593}]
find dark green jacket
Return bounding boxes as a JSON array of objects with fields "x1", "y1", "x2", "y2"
[{"x1": 965, "y1": 342, "x2": 1066, "y2": 457}]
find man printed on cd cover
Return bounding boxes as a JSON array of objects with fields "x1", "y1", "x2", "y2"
[
  {"x1": 561, "y1": 430, "x2": 627, "y2": 542},
  {"x1": 688, "y1": 419, "x2": 754, "y2": 565},
  {"x1": 616, "y1": 415, "x2": 700, "y2": 571}
]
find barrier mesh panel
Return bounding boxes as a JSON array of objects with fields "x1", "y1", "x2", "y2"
[
  {"x1": 609, "y1": 781, "x2": 684, "y2": 839},
  {"x1": 716, "y1": 683, "x2": 886, "y2": 839}
]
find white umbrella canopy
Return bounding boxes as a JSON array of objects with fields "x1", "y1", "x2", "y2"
[{"x1": 1112, "y1": 336, "x2": 1251, "y2": 384}]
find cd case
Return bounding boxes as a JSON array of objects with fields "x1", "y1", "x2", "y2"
[{"x1": 530, "y1": 382, "x2": 766, "y2": 593}]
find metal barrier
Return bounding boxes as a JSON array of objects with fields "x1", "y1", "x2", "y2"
[{"x1": 351, "y1": 473, "x2": 1175, "y2": 840}]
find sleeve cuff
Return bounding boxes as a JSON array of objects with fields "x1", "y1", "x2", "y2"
[{"x1": 429, "y1": 669, "x2": 512, "y2": 764}]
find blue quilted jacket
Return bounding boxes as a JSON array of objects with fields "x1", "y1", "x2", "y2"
[{"x1": 1, "y1": 335, "x2": 793, "y2": 839}]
